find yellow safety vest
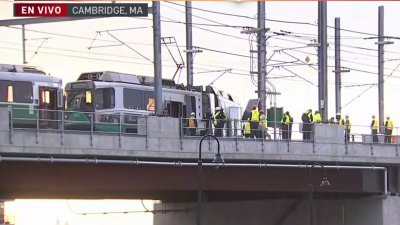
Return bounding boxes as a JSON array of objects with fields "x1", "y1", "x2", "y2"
[
  {"x1": 251, "y1": 109, "x2": 259, "y2": 122},
  {"x1": 188, "y1": 116, "x2": 196, "y2": 128},
  {"x1": 281, "y1": 115, "x2": 290, "y2": 125},
  {"x1": 337, "y1": 118, "x2": 345, "y2": 126},
  {"x1": 386, "y1": 119, "x2": 394, "y2": 130},
  {"x1": 244, "y1": 122, "x2": 251, "y2": 134},
  {"x1": 345, "y1": 118, "x2": 352, "y2": 130},
  {"x1": 314, "y1": 113, "x2": 322, "y2": 123},
  {"x1": 214, "y1": 111, "x2": 220, "y2": 126},
  {"x1": 372, "y1": 118, "x2": 378, "y2": 130},
  {"x1": 259, "y1": 114, "x2": 267, "y2": 128},
  {"x1": 308, "y1": 112, "x2": 313, "y2": 123}
]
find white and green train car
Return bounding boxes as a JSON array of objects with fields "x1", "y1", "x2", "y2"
[
  {"x1": 0, "y1": 64, "x2": 63, "y2": 128},
  {"x1": 64, "y1": 71, "x2": 242, "y2": 134}
]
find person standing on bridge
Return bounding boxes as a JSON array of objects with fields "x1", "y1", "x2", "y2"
[
  {"x1": 371, "y1": 115, "x2": 379, "y2": 143},
  {"x1": 314, "y1": 111, "x2": 322, "y2": 123},
  {"x1": 249, "y1": 105, "x2": 260, "y2": 138},
  {"x1": 259, "y1": 110, "x2": 271, "y2": 140},
  {"x1": 345, "y1": 114, "x2": 352, "y2": 142},
  {"x1": 214, "y1": 107, "x2": 226, "y2": 137},
  {"x1": 301, "y1": 109, "x2": 313, "y2": 140},
  {"x1": 281, "y1": 111, "x2": 290, "y2": 140},
  {"x1": 242, "y1": 118, "x2": 251, "y2": 138},
  {"x1": 385, "y1": 116, "x2": 394, "y2": 144},
  {"x1": 289, "y1": 113, "x2": 293, "y2": 140},
  {"x1": 187, "y1": 112, "x2": 197, "y2": 136}
]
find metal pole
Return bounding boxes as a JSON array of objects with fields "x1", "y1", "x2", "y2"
[
  {"x1": 378, "y1": 6, "x2": 384, "y2": 133},
  {"x1": 153, "y1": 2, "x2": 163, "y2": 115},
  {"x1": 197, "y1": 135, "x2": 221, "y2": 225},
  {"x1": 318, "y1": 2, "x2": 328, "y2": 121},
  {"x1": 185, "y1": 1, "x2": 193, "y2": 87},
  {"x1": 334, "y1": 17, "x2": 341, "y2": 114},
  {"x1": 22, "y1": 24, "x2": 26, "y2": 64},
  {"x1": 309, "y1": 182, "x2": 314, "y2": 225},
  {"x1": 257, "y1": 1, "x2": 266, "y2": 113},
  {"x1": 309, "y1": 164, "x2": 328, "y2": 225}
]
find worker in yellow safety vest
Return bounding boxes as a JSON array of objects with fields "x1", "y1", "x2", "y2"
[
  {"x1": 281, "y1": 111, "x2": 290, "y2": 140},
  {"x1": 187, "y1": 112, "x2": 197, "y2": 136},
  {"x1": 259, "y1": 110, "x2": 271, "y2": 140},
  {"x1": 314, "y1": 111, "x2": 322, "y2": 123},
  {"x1": 371, "y1": 115, "x2": 379, "y2": 143},
  {"x1": 385, "y1": 116, "x2": 394, "y2": 143},
  {"x1": 345, "y1": 114, "x2": 352, "y2": 142},
  {"x1": 243, "y1": 119, "x2": 251, "y2": 138},
  {"x1": 249, "y1": 105, "x2": 259, "y2": 138}
]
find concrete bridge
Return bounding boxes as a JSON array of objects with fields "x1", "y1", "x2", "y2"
[{"x1": 0, "y1": 108, "x2": 400, "y2": 225}]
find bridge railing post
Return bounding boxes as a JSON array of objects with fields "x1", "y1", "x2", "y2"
[
  {"x1": 35, "y1": 108, "x2": 39, "y2": 144},
  {"x1": 118, "y1": 112, "x2": 122, "y2": 148},
  {"x1": 179, "y1": 117, "x2": 183, "y2": 150},
  {"x1": 8, "y1": 106, "x2": 13, "y2": 144},
  {"x1": 60, "y1": 110, "x2": 64, "y2": 146},
  {"x1": 90, "y1": 112, "x2": 94, "y2": 147}
]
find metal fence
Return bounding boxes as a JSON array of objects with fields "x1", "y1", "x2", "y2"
[
  {"x1": 181, "y1": 117, "x2": 400, "y2": 145},
  {"x1": 8, "y1": 107, "x2": 148, "y2": 136},
  {"x1": 6, "y1": 107, "x2": 400, "y2": 146}
]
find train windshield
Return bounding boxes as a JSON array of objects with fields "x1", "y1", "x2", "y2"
[
  {"x1": 66, "y1": 89, "x2": 93, "y2": 111},
  {"x1": 66, "y1": 88, "x2": 115, "y2": 111}
]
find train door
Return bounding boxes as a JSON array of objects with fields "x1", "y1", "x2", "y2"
[
  {"x1": 39, "y1": 87, "x2": 58, "y2": 128},
  {"x1": 166, "y1": 101, "x2": 182, "y2": 118}
]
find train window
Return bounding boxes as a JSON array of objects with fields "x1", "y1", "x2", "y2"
[
  {"x1": 45, "y1": 91, "x2": 50, "y2": 104},
  {"x1": 123, "y1": 88, "x2": 143, "y2": 110},
  {"x1": 143, "y1": 91, "x2": 155, "y2": 112},
  {"x1": 86, "y1": 91, "x2": 92, "y2": 104},
  {"x1": 202, "y1": 94, "x2": 210, "y2": 116},
  {"x1": 7, "y1": 85, "x2": 13, "y2": 102},
  {"x1": 94, "y1": 88, "x2": 115, "y2": 109},
  {"x1": 12, "y1": 81, "x2": 33, "y2": 103},
  {"x1": 0, "y1": 80, "x2": 9, "y2": 102},
  {"x1": 191, "y1": 96, "x2": 196, "y2": 115}
]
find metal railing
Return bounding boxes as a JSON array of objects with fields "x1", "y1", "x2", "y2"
[
  {"x1": 181, "y1": 117, "x2": 400, "y2": 145},
  {"x1": 8, "y1": 107, "x2": 148, "y2": 137}
]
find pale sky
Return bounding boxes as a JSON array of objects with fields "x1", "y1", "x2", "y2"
[{"x1": 1, "y1": 1, "x2": 400, "y2": 224}]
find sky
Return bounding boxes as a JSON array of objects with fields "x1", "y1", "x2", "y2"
[{"x1": 1, "y1": 1, "x2": 400, "y2": 225}]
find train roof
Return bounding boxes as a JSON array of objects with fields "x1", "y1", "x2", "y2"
[
  {"x1": 0, "y1": 64, "x2": 61, "y2": 84},
  {"x1": 78, "y1": 71, "x2": 177, "y2": 88},
  {"x1": 0, "y1": 64, "x2": 45, "y2": 74}
]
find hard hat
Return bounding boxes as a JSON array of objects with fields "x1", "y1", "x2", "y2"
[
  {"x1": 191, "y1": 112, "x2": 195, "y2": 116},
  {"x1": 336, "y1": 113, "x2": 341, "y2": 116},
  {"x1": 215, "y1": 107, "x2": 220, "y2": 111}
]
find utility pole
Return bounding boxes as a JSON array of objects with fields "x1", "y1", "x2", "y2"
[
  {"x1": 378, "y1": 6, "x2": 384, "y2": 133},
  {"x1": 318, "y1": 2, "x2": 328, "y2": 121},
  {"x1": 333, "y1": 18, "x2": 350, "y2": 114},
  {"x1": 22, "y1": 24, "x2": 26, "y2": 64},
  {"x1": 257, "y1": 1, "x2": 267, "y2": 113},
  {"x1": 153, "y1": 2, "x2": 163, "y2": 115},
  {"x1": 185, "y1": 1, "x2": 193, "y2": 87},
  {"x1": 334, "y1": 18, "x2": 341, "y2": 114}
]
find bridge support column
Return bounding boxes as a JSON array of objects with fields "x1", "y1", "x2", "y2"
[{"x1": 154, "y1": 197, "x2": 400, "y2": 225}]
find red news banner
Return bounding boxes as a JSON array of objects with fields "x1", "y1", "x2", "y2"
[{"x1": 14, "y1": 3, "x2": 148, "y2": 17}]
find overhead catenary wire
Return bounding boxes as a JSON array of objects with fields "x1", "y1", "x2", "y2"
[{"x1": 342, "y1": 61, "x2": 400, "y2": 108}]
